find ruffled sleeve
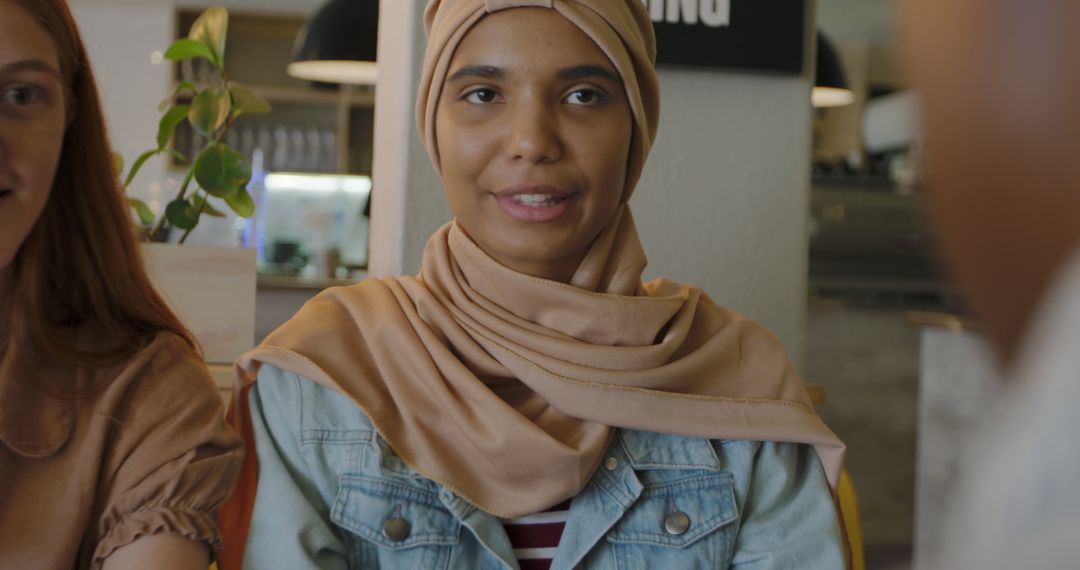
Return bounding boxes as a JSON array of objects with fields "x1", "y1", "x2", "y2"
[{"x1": 87, "y1": 334, "x2": 244, "y2": 568}]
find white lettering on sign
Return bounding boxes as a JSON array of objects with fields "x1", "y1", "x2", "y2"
[{"x1": 643, "y1": 0, "x2": 731, "y2": 27}]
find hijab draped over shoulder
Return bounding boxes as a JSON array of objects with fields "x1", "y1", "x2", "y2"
[{"x1": 227, "y1": 0, "x2": 844, "y2": 522}]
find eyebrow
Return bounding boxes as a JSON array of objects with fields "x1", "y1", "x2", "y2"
[
  {"x1": 446, "y1": 65, "x2": 504, "y2": 83},
  {"x1": 556, "y1": 65, "x2": 622, "y2": 85},
  {"x1": 445, "y1": 64, "x2": 622, "y2": 85},
  {"x1": 0, "y1": 59, "x2": 63, "y2": 79}
]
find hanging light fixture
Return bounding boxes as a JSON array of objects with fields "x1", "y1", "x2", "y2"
[
  {"x1": 288, "y1": 0, "x2": 379, "y2": 85},
  {"x1": 813, "y1": 31, "x2": 856, "y2": 108}
]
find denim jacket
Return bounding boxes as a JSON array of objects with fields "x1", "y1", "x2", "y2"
[{"x1": 243, "y1": 365, "x2": 844, "y2": 569}]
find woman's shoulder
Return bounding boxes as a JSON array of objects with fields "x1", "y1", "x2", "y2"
[
  {"x1": 252, "y1": 363, "x2": 377, "y2": 434},
  {"x1": 104, "y1": 331, "x2": 212, "y2": 392},
  {"x1": 615, "y1": 428, "x2": 817, "y2": 479},
  {"x1": 80, "y1": 330, "x2": 225, "y2": 427}
]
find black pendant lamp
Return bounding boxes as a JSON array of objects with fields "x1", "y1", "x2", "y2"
[
  {"x1": 288, "y1": 0, "x2": 379, "y2": 85},
  {"x1": 813, "y1": 31, "x2": 855, "y2": 108}
]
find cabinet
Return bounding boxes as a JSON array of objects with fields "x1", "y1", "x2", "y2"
[
  {"x1": 170, "y1": 10, "x2": 375, "y2": 272},
  {"x1": 172, "y1": 10, "x2": 375, "y2": 176}
]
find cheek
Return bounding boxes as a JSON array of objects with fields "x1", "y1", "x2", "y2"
[
  {"x1": 435, "y1": 110, "x2": 502, "y2": 202},
  {"x1": 20, "y1": 117, "x2": 67, "y2": 188},
  {"x1": 577, "y1": 120, "x2": 632, "y2": 195},
  {"x1": 0, "y1": 134, "x2": 62, "y2": 271}
]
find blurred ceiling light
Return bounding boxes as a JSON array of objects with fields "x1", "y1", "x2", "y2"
[
  {"x1": 287, "y1": 0, "x2": 379, "y2": 85},
  {"x1": 813, "y1": 31, "x2": 856, "y2": 108}
]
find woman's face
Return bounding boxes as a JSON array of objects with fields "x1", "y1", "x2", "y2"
[
  {"x1": 435, "y1": 7, "x2": 633, "y2": 283},
  {"x1": 0, "y1": 0, "x2": 66, "y2": 276}
]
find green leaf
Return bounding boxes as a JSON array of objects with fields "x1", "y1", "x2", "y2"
[
  {"x1": 163, "y1": 38, "x2": 216, "y2": 64},
  {"x1": 169, "y1": 149, "x2": 191, "y2": 166},
  {"x1": 123, "y1": 149, "x2": 159, "y2": 189},
  {"x1": 165, "y1": 197, "x2": 200, "y2": 230},
  {"x1": 158, "y1": 80, "x2": 196, "y2": 112},
  {"x1": 194, "y1": 143, "x2": 251, "y2": 197},
  {"x1": 187, "y1": 88, "x2": 229, "y2": 137},
  {"x1": 224, "y1": 188, "x2": 255, "y2": 218},
  {"x1": 111, "y1": 151, "x2": 124, "y2": 178},
  {"x1": 191, "y1": 192, "x2": 227, "y2": 218},
  {"x1": 157, "y1": 105, "x2": 190, "y2": 150},
  {"x1": 228, "y1": 81, "x2": 271, "y2": 118},
  {"x1": 188, "y1": 7, "x2": 228, "y2": 66},
  {"x1": 126, "y1": 197, "x2": 156, "y2": 226}
]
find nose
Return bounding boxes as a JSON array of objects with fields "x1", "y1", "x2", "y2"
[{"x1": 506, "y1": 99, "x2": 563, "y2": 164}]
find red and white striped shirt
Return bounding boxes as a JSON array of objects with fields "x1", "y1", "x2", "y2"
[{"x1": 502, "y1": 500, "x2": 572, "y2": 570}]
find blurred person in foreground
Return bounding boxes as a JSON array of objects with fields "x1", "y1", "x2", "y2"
[{"x1": 898, "y1": 1, "x2": 1080, "y2": 567}]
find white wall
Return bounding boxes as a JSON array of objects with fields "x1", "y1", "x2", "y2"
[
  {"x1": 371, "y1": 1, "x2": 816, "y2": 367},
  {"x1": 368, "y1": 0, "x2": 447, "y2": 279},
  {"x1": 71, "y1": 2, "x2": 173, "y2": 210},
  {"x1": 633, "y1": 69, "x2": 812, "y2": 367}
]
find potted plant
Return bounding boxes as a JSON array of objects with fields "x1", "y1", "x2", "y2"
[{"x1": 118, "y1": 6, "x2": 269, "y2": 395}]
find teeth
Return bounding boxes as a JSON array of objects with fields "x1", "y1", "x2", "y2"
[{"x1": 513, "y1": 194, "x2": 560, "y2": 207}]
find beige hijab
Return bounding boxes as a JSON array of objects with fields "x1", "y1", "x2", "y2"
[{"x1": 231, "y1": 0, "x2": 844, "y2": 519}]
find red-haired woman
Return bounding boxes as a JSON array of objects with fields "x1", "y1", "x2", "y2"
[{"x1": 0, "y1": 1, "x2": 243, "y2": 568}]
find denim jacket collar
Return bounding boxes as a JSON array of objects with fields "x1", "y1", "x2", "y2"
[{"x1": 616, "y1": 429, "x2": 723, "y2": 472}]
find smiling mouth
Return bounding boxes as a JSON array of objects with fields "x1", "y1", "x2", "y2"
[
  {"x1": 494, "y1": 185, "x2": 577, "y2": 222},
  {"x1": 509, "y1": 193, "x2": 572, "y2": 208}
]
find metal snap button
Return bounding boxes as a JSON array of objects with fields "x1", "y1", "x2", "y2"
[
  {"x1": 604, "y1": 457, "x2": 619, "y2": 471},
  {"x1": 382, "y1": 517, "x2": 411, "y2": 542},
  {"x1": 663, "y1": 511, "x2": 691, "y2": 536}
]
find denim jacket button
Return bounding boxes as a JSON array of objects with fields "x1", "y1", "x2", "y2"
[
  {"x1": 604, "y1": 457, "x2": 619, "y2": 471},
  {"x1": 663, "y1": 511, "x2": 691, "y2": 536},
  {"x1": 382, "y1": 517, "x2": 411, "y2": 542}
]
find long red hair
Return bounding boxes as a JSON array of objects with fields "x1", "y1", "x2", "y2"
[{"x1": 9, "y1": 0, "x2": 195, "y2": 364}]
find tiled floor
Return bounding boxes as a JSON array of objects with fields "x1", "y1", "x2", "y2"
[
  {"x1": 805, "y1": 300, "x2": 920, "y2": 570},
  {"x1": 866, "y1": 543, "x2": 913, "y2": 570}
]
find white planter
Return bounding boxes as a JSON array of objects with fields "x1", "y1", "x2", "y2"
[{"x1": 141, "y1": 244, "x2": 256, "y2": 402}]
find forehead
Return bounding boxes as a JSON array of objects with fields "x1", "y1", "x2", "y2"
[
  {"x1": 0, "y1": 0, "x2": 61, "y2": 69},
  {"x1": 449, "y1": 7, "x2": 614, "y2": 72}
]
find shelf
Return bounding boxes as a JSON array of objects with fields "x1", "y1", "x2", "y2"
[
  {"x1": 171, "y1": 85, "x2": 374, "y2": 108},
  {"x1": 255, "y1": 85, "x2": 374, "y2": 108},
  {"x1": 257, "y1": 272, "x2": 366, "y2": 290},
  {"x1": 171, "y1": 9, "x2": 375, "y2": 177},
  {"x1": 906, "y1": 311, "x2": 982, "y2": 332}
]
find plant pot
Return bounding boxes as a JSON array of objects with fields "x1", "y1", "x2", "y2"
[{"x1": 141, "y1": 243, "x2": 256, "y2": 403}]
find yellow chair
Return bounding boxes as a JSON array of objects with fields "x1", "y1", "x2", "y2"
[
  {"x1": 806, "y1": 383, "x2": 866, "y2": 570},
  {"x1": 838, "y1": 469, "x2": 866, "y2": 570}
]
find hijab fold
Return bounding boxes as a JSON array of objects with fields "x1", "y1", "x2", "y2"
[{"x1": 234, "y1": 208, "x2": 844, "y2": 518}]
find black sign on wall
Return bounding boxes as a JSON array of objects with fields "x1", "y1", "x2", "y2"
[{"x1": 646, "y1": 0, "x2": 807, "y2": 75}]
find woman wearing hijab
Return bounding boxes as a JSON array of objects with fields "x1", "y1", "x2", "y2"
[
  {"x1": 224, "y1": 1, "x2": 846, "y2": 568},
  {"x1": 0, "y1": 0, "x2": 242, "y2": 568}
]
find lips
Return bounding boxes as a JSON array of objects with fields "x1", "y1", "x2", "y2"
[{"x1": 494, "y1": 184, "x2": 577, "y2": 223}]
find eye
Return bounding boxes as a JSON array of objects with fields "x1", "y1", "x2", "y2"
[
  {"x1": 464, "y1": 88, "x2": 501, "y2": 104},
  {"x1": 565, "y1": 88, "x2": 605, "y2": 106},
  {"x1": 1, "y1": 85, "x2": 46, "y2": 107}
]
